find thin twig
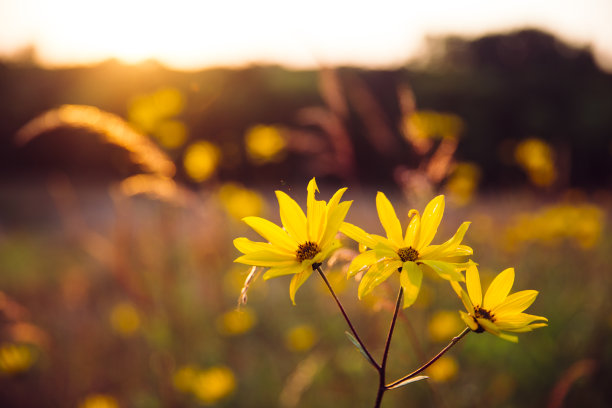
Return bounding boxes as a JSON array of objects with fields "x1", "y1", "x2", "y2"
[
  {"x1": 316, "y1": 266, "x2": 380, "y2": 369},
  {"x1": 374, "y1": 287, "x2": 403, "y2": 408},
  {"x1": 386, "y1": 327, "x2": 471, "y2": 389}
]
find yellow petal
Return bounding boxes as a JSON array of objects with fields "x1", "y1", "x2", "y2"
[
  {"x1": 450, "y1": 280, "x2": 463, "y2": 299},
  {"x1": 348, "y1": 250, "x2": 381, "y2": 277},
  {"x1": 416, "y1": 195, "x2": 445, "y2": 249},
  {"x1": 419, "y1": 260, "x2": 464, "y2": 281},
  {"x1": 340, "y1": 222, "x2": 378, "y2": 248},
  {"x1": 243, "y1": 216, "x2": 297, "y2": 253},
  {"x1": 459, "y1": 311, "x2": 478, "y2": 331},
  {"x1": 263, "y1": 264, "x2": 303, "y2": 280},
  {"x1": 317, "y1": 239, "x2": 341, "y2": 263},
  {"x1": 289, "y1": 268, "x2": 313, "y2": 305},
  {"x1": 376, "y1": 192, "x2": 404, "y2": 247},
  {"x1": 483, "y1": 268, "x2": 515, "y2": 310},
  {"x1": 497, "y1": 332, "x2": 519, "y2": 343},
  {"x1": 403, "y1": 211, "x2": 421, "y2": 248},
  {"x1": 400, "y1": 261, "x2": 423, "y2": 308},
  {"x1": 233, "y1": 237, "x2": 274, "y2": 254},
  {"x1": 234, "y1": 251, "x2": 296, "y2": 267},
  {"x1": 477, "y1": 318, "x2": 500, "y2": 335},
  {"x1": 419, "y1": 222, "x2": 471, "y2": 259},
  {"x1": 326, "y1": 187, "x2": 348, "y2": 212},
  {"x1": 307, "y1": 177, "x2": 318, "y2": 215},
  {"x1": 459, "y1": 286, "x2": 474, "y2": 312},
  {"x1": 357, "y1": 261, "x2": 400, "y2": 299},
  {"x1": 320, "y1": 201, "x2": 352, "y2": 249},
  {"x1": 465, "y1": 264, "x2": 482, "y2": 306},
  {"x1": 307, "y1": 199, "x2": 327, "y2": 243},
  {"x1": 495, "y1": 313, "x2": 548, "y2": 331},
  {"x1": 493, "y1": 290, "x2": 539, "y2": 316},
  {"x1": 275, "y1": 190, "x2": 307, "y2": 242}
]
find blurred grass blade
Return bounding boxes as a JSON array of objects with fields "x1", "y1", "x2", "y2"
[
  {"x1": 344, "y1": 331, "x2": 377, "y2": 367},
  {"x1": 387, "y1": 375, "x2": 428, "y2": 389}
]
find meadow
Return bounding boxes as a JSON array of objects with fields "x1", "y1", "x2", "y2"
[
  {"x1": 1, "y1": 28, "x2": 612, "y2": 407},
  {"x1": 1, "y1": 178, "x2": 610, "y2": 407}
]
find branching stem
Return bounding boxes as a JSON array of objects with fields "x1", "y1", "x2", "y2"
[
  {"x1": 386, "y1": 327, "x2": 471, "y2": 389},
  {"x1": 374, "y1": 287, "x2": 403, "y2": 408},
  {"x1": 316, "y1": 266, "x2": 380, "y2": 369}
]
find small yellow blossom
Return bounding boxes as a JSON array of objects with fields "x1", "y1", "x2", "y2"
[
  {"x1": 285, "y1": 324, "x2": 319, "y2": 352},
  {"x1": 191, "y1": 366, "x2": 236, "y2": 404},
  {"x1": 78, "y1": 394, "x2": 119, "y2": 408},
  {"x1": 0, "y1": 342, "x2": 36, "y2": 375},
  {"x1": 109, "y1": 302, "x2": 141, "y2": 337},
  {"x1": 183, "y1": 141, "x2": 221, "y2": 182},
  {"x1": 428, "y1": 310, "x2": 463, "y2": 342},
  {"x1": 234, "y1": 178, "x2": 352, "y2": 304},
  {"x1": 427, "y1": 355, "x2": 458, "y2": 382},
  {"x1": 216, "y1": 308, "x2": 257, "y2": 336},
  {"x1": 451, "y1": 264, "x2": 548, "y2": 342},
  {"x1": 245, "y1": 124, "x2": 287, "y2": 163},
  {"x1": 218, "y1": 182, "x2": 265, "y2": 220},
  {"x1": 514, "y1": 138, "x2": 556, "y2": 187},
  {"x1": 341, "y1": 194, "x2": 472, "y2": 308},
  {"x1": 173, "y1": 365, "x2": 199, "y2": 392}
]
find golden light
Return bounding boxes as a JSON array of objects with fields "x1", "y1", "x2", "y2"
[{"x1": 1, "y1": 1, "x2": 611, "y2": 70}]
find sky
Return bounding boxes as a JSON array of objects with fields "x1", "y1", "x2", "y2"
[{"x1": 1, "y1": 0, "x2": 612, "y2": 71}]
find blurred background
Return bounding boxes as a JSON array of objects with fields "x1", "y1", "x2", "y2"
[{"x1": 1, "y1": 1, "x2": 611, "y2": 407}]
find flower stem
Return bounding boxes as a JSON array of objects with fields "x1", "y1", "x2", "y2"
[
  {"x1": 374, "y1": 287, "x2": 403, "y2": 408},
  {"x1": 316, "y1": 266, "x2": 380, "y2": 369},
  {"x1": 386, "y1": 327, "x2": 471, "y2": 389}
]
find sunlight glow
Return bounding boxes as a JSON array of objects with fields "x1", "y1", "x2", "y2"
[{"x1": 1, "y1": 0, "x2": 611, "y2": 70}]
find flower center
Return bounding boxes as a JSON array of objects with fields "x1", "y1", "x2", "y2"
[
  {"x1": 471, "y1": 305, "x2": 495, "y2": 332},
  {"x1": 473, "y1": 305, "x2": 495, "y2": 321},
  {"x1": 296, "y1": 241, "x2": 321, "y2": 263},
  {"x1": 397, "y1": 246, "x2": 419, "y2": 262}
]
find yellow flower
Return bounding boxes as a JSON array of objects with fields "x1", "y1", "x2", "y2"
[
  {"x1": 191, "y1": 366, "x2": 236, "y2": 404},
  {"x1": 341, "y1": 194, "x2": 471, "y2": 308},
  {"x1": 452, "y1": 264, "x2": 548, "y2": 342},
  {"x1": 234, "y1": 178, "x2": 352, "y2": 304}
]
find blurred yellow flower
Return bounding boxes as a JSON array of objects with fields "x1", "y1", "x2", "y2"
[
  {"x1": 245, "y1": 124, "x2": 287, "y2": 163},
  {"x1": 514, "y1": 138, "x2": 556, "y2": 187},
  {"x1": 505, "y1": 203, "x2": 604, "y2": 251},
  {"x1": 404, "y1": 110, "x2": 464, "y2": 140},
  {"x1": 218, "y1": 182, "x2": 264, "y2": 220},
  {"x1": 451, "y1": 265, "x2": 548, "y2": 342},
  {"x1": 109, "y1": 302, "x2": 141, "y2": 337},
  {"x1": 154, "y1": 119, "x2": 188, "y2": 149},
  {"x1": 128, "y1": 87, "x2": 188, "y2": 150},
  {"x1": 444, "y1": 162, "x2": 481, "y2": 206},
  {"x1": 129, "y1": 87, "x2": 184, "y2": 133},
  {"x1": 216, "y1": 308, "x2": 257, "y2": 336},
  {"x1": 341, "y1": 194, "x2": 472, "y2": 308},
  {"x1": 0, "y1": 342, "x2": 36, "y2": 375},
  {"x1": 191, "y1": 366, "x2": 236, "y2": 404},
  {"x1": 78, "y1": 394, "x2": 119, "y2": 408},
  {"x1": 173, "y1": 365, "x2": 199, "y2": 393},
  {"x1": 183, "y1": 141, "x2": 221, "y2": 182},
  {"x1": 428, "y1": 310, "x2": 463, "y2": 342},
  {"x1": 234, "y1": 178, "x2": 352, "y2": 304},
  {"x1": 427, "y1": 355, "x2": 458, "y2": 382},
  {"x1": 285, "y1": 324, "x2": 318, "y2": 352}
]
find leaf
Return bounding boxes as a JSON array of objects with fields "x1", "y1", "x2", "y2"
[
  {"x1": 344, "y1": 331, "x2": 377, "y2": 368},
  {"x1": 387, "y1": 375, "x2": 429, "y2": 390}
]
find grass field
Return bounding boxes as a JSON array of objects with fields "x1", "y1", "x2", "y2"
[{"x1": 1, "y1": 179, "x2": 610, "y2": 407}]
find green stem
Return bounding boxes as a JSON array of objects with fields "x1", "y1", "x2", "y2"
[
  {"x1": 386, "y1": 327, "x2": 471, "y2": 389},
  {"x1": 374, "y1": 287, "x2": 403, "y2": 408},
  {"x1": 316, "y1": 266, "x2": 380, "y2": 370}
]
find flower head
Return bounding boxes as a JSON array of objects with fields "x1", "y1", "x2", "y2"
[
  {"x1": 341, "y1": 194, "x2": 471, "y2": 307},
  {"x1": 234, "y1": 178, "x2": 352, "y2": 304},
  {"x1": 452, "y1": 264, "x2": 548, "y2": 342}
]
